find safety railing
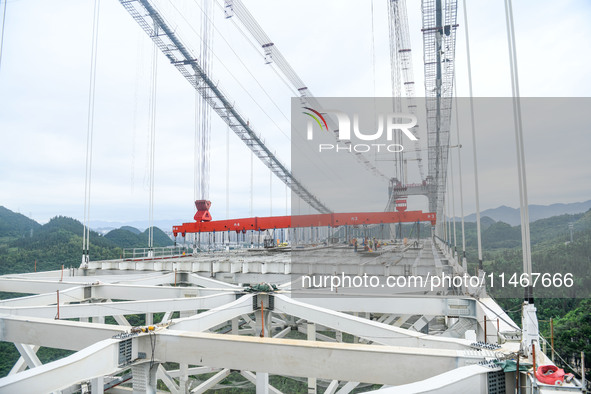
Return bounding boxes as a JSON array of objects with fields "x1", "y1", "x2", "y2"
[{"x1": 122, "y1": 246, "x2": 189, "y2": 260}]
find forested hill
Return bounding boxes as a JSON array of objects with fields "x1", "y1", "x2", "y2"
[
  {"x1": 0, "y1": 207, "x2": 173, "y2": 275},
  {"x1": 463, "y1": 200, "x2": 591, "y2": 226},
  {"x1": 467, "y1": 209, "x2": 591, "y2": 380},
  {"x1": 120, "y1": 225, "x2": 141, "y2": 234},
  {"x1": 104, "y1": 226, "x2": 174, "y2": 248},
  {"x1": 462, "y1": 209, "x2": 591, "y2": 250},
  {"x1": 0, "y1": 206, "x2": 41, "y2": 237}
]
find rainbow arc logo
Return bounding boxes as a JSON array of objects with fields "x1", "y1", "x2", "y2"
[{"x1": 302, "y1": 107, "x2": 329, "y2": 132}]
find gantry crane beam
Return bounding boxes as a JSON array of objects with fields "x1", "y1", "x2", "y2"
[
  {"x1": 173, "y1": 210, "x2": 436, "y2": 235},
  {"x1": 119, "y1": 0, "x2": 331, "y2": 214}
]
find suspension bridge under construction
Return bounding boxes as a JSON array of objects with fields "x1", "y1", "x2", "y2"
[{"x1": 0, "y1": 0, "x2": 587, "y2": 393}]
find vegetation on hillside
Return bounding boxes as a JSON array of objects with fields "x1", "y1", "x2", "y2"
[
  {"x1": 0, "y1": 206, "x2": 41, "y2": 238},
  {"x1": 469, "y1": 209, "x2": 591, "y2": 382},
  {"x1": 0, "y1": 208, "x2": 174, "y2": 275},
  {"x1": 0, "y1": 216, "x2": 120, "y2": 275},
  {"x1": 120, "y1": 226, "x2": 141, "y2": 234},
  {"x1": 104, "y1": 226, "x2": 173, "y2": 249}
]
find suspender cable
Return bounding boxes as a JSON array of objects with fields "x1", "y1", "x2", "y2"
[
  {"x1": 192, "y1": 24, "x2": 203, "y2": 208},
  {"x1": 197, "y1": 85, "x2": 201, "y2": 203},
  {"x1": 226, "y1": 118, "x2": 230, "y2": 220},
  {"x1": 370, "y1": 0, "x2": 376, "y2": 96},
  {"x1": 442, "y1": 197, "x2": 447, "y2": 244},
  {"x1": 147, "y1": 25, "x2": 158, "y2": 251},
  {"x1": 445, "y1": 199, "x2": 450, "y2": 246},
  {"x1": 461, "y1": 0, "x2": 483, "y2": 272},
  {"x1": 130, "y1": 34, "x2": 145, "y2": 196},
  {"x1": 447, "y1": 179, "x2": 453, "y2": 249},
  {"x1": 449, "y1": 193, "x2": 453, "y2": 249},
  {"x1": 82, "y1": 0, "x2": 101, "y2": 266},
  {"x1": 194, "y1": 0, "x2": 213, "y2": 231},
  {"x1": 0, "y1": 0, "x2": 7, "y2": 72},
  {"x1": 250, "y1": 151, "x2": 253, "y2": 217},
  {"x1": 453, "y1": 83, "x2": 467, "y2": 268},
  {"x1": 197, "y1": 0, "x2": 213, "y2": 202},
  {"x1": 450, "y1": 146, "x2": 457, "y2": 258},
  {"x1": 504, "y1": 0, "x2": 532, "y2": 301},
  {"x1": 504, "y1": 0, "x2": 539, "y2": 359}
]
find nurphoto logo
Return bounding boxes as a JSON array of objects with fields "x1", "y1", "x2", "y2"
[{"x1": 302, "y1": 107, "x2": 418, "y2": 153}]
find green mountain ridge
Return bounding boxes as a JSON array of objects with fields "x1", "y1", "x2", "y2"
[
  {"x1": 463, "y1": 200, "x2": 591, "y2": 226},
  {"x1": 104, "y1": 226, "x2": 173, "y2": 249},
  {"x1": 120, "y1": 225, "x2": 141, "y2": 235},
  {"x1": 459, "y1": 209, "x2": 591, "y2": 250},
  {"x1": 0, "y1": 207, "x2": 173, "y2": 275},
  {"x1": 0, "y1": 206, "x2": 41, "y2": 238}
]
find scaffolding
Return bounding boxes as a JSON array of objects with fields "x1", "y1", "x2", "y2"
[{"x1": 421, "y1": 0, "x2": 458, "y2": 233}]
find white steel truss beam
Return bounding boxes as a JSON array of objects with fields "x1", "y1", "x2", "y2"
[
  {"x1": 148, "y1": 331, "x2": 487, "y2": 386},
  {"x1": 157, "y1": 364, "x2": 180, "y2": 394},
  {"x1": 91, "y1": 283, "x2": 232, "y2": 300},
  {"x1": 190, "y1": 368, "x2": 230, "y2": 393},
  {"x1": 113, "y1": 314, "x2": 131, "y2": 327},
  {"x1": 0, "y1": 278, "x2": 88, "y2": 294},
  {"x1": 336, "y1": 381, "x2": 360, "y2": 394},
  {"x1": 0, "y1": 278, "x2": 237, "y2": 300},
  {"x1": 0, "y1": 323, "x2": 492, "y2": 391},
  {"x1": 239, "y1": 371, "x2": 283, "y2": 394},
  {"x1": 294, "y1": 295, "x2": 477, "y2": 319},
  {"x1": 187, "y1": 273, "x2": 242, "y2": 290},
  {"x1": 2, "y1": 270, "x2": 173, "y2": 284},
  {"x1": 14, "y1": 343, "x2": 42, "y2": 369},
  {"x1": 0, "y1": 315, "x2": 127, "y2": 351},
  {"x1": 0, "y1": 285, "x2": 85, "y2": 307},
  {"x1": 274, "y1": 294, "x2": 471, "y2": 350},
  {"x1": 169, "y1": 294, "x2": 254, "y2": 332},
  {"x1": 0, "y1": 293, "x2": 235, "y2": 320},
  {"x1": 165, "y1": 366, "x2": 221, "y2": 378},
  {"x1": 0, "y1": 338, "x2": 121, "y2": 393},
  {"x1": 325, "y1": 380, "x2": 339, "y2": 394},
  {"x1": 9, "y1": 345, "x2": 40, "y2": 375}
]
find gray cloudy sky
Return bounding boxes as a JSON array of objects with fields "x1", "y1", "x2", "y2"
[{"x1": 0, "y1": 0, "x2": 589, "y2": 227}]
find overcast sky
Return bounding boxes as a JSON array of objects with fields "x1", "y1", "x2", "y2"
[{"x1": 0, "y1": 0, "x2": 589, "y2": 227}]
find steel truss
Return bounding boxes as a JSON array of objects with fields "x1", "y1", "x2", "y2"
[
  {"x1": 119, "y1": 0, "x2": 330, "y2": 214},
  {"x1": 421, "y1": 0, "x2": 458, "y2": 228}
]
